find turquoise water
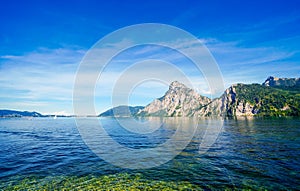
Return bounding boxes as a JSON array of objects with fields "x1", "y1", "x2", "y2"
[{"x1": 0, "y1": 117, "x2": 299, "y2": 190}]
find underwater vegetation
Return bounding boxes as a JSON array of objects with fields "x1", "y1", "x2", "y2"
[{"x1": 2, "y1": 173, "x2": 202, "y2": 191}]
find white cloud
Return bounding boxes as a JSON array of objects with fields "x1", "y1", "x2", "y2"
[{"x1": 0, "y1": 47, "x2": 85, "y2": 113}]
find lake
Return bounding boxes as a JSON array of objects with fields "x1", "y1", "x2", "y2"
[{"x1": 0, "y1": 117, "x2": 299, "y2": 190}]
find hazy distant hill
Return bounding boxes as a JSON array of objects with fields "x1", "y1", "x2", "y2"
[
  {"x1": 0, "y1": 110, "x2": 43, "y2": 117},
  {"x1": 99, "y1": 106, "x2": 144, "y2": 117}
]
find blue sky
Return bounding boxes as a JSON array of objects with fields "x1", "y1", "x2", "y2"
[{"x1": 0, "y1": 0, "x2": 300, "y2": 115}]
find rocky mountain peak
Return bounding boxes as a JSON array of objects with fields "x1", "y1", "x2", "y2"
[
  {"x1": 263, "y1": 76, "x2": 276, "y2": 86},
  {"x1": 263, "y1": 76, "x2": 300, "y2": 87},
  {"x1": 169, "y1": 81, "x2": 188, "y2": 90},
  {"x1": 137, "y1": 81, "x2": 211, "y2": 117}
]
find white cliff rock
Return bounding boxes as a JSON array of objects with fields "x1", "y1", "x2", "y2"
[{"x1": 138, "y1": 81, "x2": 211, "y2": 117}]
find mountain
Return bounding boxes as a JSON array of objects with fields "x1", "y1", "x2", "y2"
[
  {"x1": 0, "y1": 110, "x2": 43, "y2": 118},
  {"x1": 99, "y1": 105, "x2": 144, "y2": 117},
  {"x1": 136, "y1": 81, "x2": 224, "y2": 117},
  {"x1": 137, "y1": 78, "x2": 300, "y2": 117},
  {"x1": 137, "y1": 81, "x2": 211, "y2": 117},
  {"x1": 262, "y1": 76, "x2": 300, "y2": 92},
  {"x1": 263, "y1": 76, "x2": 300, "y2": 87},
  {"x1": 216, "y1": 83, "x2": 300, "y2": 117}
]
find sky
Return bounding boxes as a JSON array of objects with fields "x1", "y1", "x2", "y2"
[{"x1": 0, "y1": 0, "x2": 300, "y2": 115}]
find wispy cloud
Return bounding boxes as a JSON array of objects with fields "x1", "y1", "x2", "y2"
[
  {"x1": 203, "y1": 39, "x2": 297, "y2": 86},
  {"x1": 0, "y1": 47, "x2": 85, "y2": 114}
]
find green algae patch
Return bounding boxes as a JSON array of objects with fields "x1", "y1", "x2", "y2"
[{"x1": 2, "y1": 173, "x2": 202, "y2": 191}]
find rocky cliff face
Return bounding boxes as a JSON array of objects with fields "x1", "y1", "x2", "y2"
[
  {"x1": 137, "y1": 81, "x2": 212, "y2": 117},
  {"x1": 137, "y1": 82, "x2": 259, "y2": 117},
  {"x1": 263, "y1": 76, "x2": 300, "y2": 87},
  {"x1": 214, "y1": 84, "x2": 258, "y2": 116},
  {"x1": 137, "y1": 81, "x2": 253, "y2": 117},
  {"x1": 216, "y1": 83, "x2": 300, "y2": 117}
]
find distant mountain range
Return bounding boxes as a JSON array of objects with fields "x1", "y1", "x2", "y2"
[
  {"x1": 0, "y1": 110, "x2": 43, "y2": 118},
  {"x1": 2, "y1": 76, "x2": 299, "y2": 118},
  {"x1": 100, "y1": 76, "x2": 300, "y2": 117},
  {"x1": 0, "y1": 110, "x2": 74, "y2": 118}
]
